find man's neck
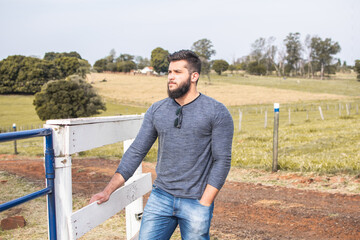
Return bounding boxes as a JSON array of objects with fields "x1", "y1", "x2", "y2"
[{"x1": 175, "y1": 90, "x2": 200, "y2": 106}]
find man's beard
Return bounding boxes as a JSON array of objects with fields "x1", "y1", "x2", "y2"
[{"x1": 167, "y1": 76, "x2": 191, "y2": 99}]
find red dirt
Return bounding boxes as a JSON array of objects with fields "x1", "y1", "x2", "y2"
[{"x1": 1, "y1": 155, "x2": 360, "y2": 239}]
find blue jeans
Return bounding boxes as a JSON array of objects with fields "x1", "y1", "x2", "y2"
[{"x1": 139, "y1": 185, "x2": 214, "y2": 240}]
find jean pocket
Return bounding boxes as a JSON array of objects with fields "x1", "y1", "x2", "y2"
[{"x1": 196, "y1": 199, "x2": 213, "y2": 208}]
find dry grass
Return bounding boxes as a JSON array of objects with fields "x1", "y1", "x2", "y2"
[{"x1": 87, "y1": 73, "x2": 349, "y2": 107}]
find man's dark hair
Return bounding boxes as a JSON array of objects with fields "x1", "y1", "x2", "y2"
[{"x1": 168, "y1": 50, "x2": 201, "y2": 75}]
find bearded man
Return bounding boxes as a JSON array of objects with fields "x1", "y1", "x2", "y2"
[{"x1": 90, "y1": 50, "x2": 234, "y2": 240}]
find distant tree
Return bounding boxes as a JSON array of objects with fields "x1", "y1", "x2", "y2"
[
  {"x1": 93, "y1": 58, "x2": 108, "y2": 72},
  {"x1": 191, "y1": 38, "x2": 216, "y2": 82},
  {"x1": 212, "y1": 60, "x2": 229, "y2": 75},
  {"x1": 284, "y1": 32, "x2": 302, "y2": 76},
  {"x1": 310, "y1": 37, "x2": 341, "y2": 80},
  {"x1": 191, "y1": 38, "x2": 216, "y2": 60},
  {"x1": 355, "y1": 60, "x2": 360, "y2": 81},
  {"x1": 150, "y1": 47, "x2": 169, "y2": 74},
  {"x1": 135, "y1": 56, "x2": 150, "y2": 69},
  {"x1": 117, "y1": 61, "x2": 136, "y2": 72},
  {"x1": 117, "y1": 54, "x2": 134, "y2": 62},
  {"x1": 248, "y1": 61, "x2": 266, "y2": 75},
  {"x1": 33, "y1": 77, "x2": 106, "y2": 120},
  {"x1": 54, "y1": 57, "x2": 81, "y2": 78},
  {"x1": 250, "y1": 37, "x2": 266, "y2": 63},
  {"x1": 44, "y1": 51, "x2": 82, "y2": 61},
  {"x1": 228, "y1": 64, "x2": 236, "y2": 73}
]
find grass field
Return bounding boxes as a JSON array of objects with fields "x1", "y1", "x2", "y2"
[
  {"x1": 0, "y1": 72, "x2": 359, "y2": 174},
  {"x1": 87, "y1": 73, "x2": 352, "y2": 106}
]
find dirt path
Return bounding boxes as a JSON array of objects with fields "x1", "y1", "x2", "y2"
[{"x1": 1, "y1": 156, "x2": 359, "y2": 239}]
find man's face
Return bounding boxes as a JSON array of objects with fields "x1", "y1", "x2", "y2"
[{"x1": 167, "y1": 60, "x2": 191, "y2": 99}]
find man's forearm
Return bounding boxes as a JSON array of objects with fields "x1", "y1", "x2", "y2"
[{"x1": 104, "y1": 173, "x2": 126, "y2": 195}]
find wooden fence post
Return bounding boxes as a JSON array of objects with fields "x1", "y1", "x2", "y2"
[
  {"x1": 288, "y1": 108, "x2": 291, "y2": 125},
  {"x1": 319, "y1": 106, "x2": 324, "y2": 120},
  {"x1": 238, "y1": 109, "x2": 242, "y2": 132},
  {"x1": 264, "y1": 109, "x2": 268, "y2": 128},
  {"x1": 272, "y1": 103, "x2": 279, "y2": 172}
]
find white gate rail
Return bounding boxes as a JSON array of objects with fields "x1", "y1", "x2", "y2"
[{"x1": 45, "y1": 115, "x2": 150, "y2": 240}]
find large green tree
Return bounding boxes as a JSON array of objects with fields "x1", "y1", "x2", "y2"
[
  {"x1": 284, "y1": 32, "x2": 302, "y2": 76},
  {"x1": 212, "y1": 60, "x2": 229, "y2": 75},
  {"x1": 0, "y1": 55, "x2": 61, "y2": 94},
  {"x1": 310, "y1": 37, "x2": 341, "y2": 80},
  {"x1": 33, "y1": 77, "x2": 106, "y2": 120},
  {"x1": 151, "y1": 47, "x2": 169, "y2": 74}
]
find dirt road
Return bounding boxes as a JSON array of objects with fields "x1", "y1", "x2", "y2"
[{"x1": 1, "y1": 156, "x2": 359, "y2": 239}]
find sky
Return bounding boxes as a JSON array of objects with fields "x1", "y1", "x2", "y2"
[{"x1": 0, "y1": 0, "x2": 359, "y2": 65}]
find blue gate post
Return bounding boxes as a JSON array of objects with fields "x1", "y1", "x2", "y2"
[{"x1": 45, "y1": 133, "x2": 57, "y2": 240}]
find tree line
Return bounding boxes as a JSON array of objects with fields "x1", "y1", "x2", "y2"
[{"x1": 93, "y1": 33, "x2": 359, "y2": 81}]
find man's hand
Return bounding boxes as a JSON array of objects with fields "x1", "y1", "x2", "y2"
[
  {"x1": 89, "y1": 191, "x2": 110, "y2": 204},
  {"x1": 89, "y1": 173, "x2": 125, "y2": 205},
  {"x1": 199, "y1": 184, "x2": 219, "y2": 207}
]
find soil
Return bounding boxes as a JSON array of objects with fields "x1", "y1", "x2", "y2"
[{"x1": 1, "y1": 155, "x2": 360, "y2": 240}]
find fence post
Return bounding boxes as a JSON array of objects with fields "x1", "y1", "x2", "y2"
[
  {"x1": 288, "y1": 108, "x2": 291, "y2": 125},
  {"x1": 238, "y1": 109, "x2": 242, "y2": 132},
  {"x1": 264, "y1": 109, "x2": 268, "y2": 128},
  {"x1": 272, "y1": 103, "x2": 279, "y2": 172},
  {"x1": 319, "y1": 106, "x2": 324, "y2": 120},
  {"x1": 339, "y1": 103, "x2": 342, "y2": 116},
  {"x1": 124, "y1": 139, "x2": 144, "y2": 240},
  {"x1": 12, "y1": 123, "x2": 18, "y2": 154}
]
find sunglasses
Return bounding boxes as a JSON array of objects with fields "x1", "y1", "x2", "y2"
[{"x1": 174, "y1": 107, "x2": 183, "y2": 128}]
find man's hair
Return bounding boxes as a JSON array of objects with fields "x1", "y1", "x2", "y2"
[{"x1": 168, "y1": 50, "x2": 201, "y2": 75}]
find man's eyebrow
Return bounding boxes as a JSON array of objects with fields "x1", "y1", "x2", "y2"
[{"x1": 169, "y1": 68, "x2": 183, "y2": 72}]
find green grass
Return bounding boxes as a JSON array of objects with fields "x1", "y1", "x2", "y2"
[
  {"x1": 209, "y1": 72, "x2": 360, "y2": 97},
  {"x1": 229, "y1": 101, "x2": 360, "y2": 174}
]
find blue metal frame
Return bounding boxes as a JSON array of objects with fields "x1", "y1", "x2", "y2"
[{"x1": 0, "y1": 128, "x2": 57, "y2": 240}]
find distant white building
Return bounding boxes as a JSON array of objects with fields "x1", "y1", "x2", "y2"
[{"x1": 140, "y1": 66, "x2": 158, "y2": 75}]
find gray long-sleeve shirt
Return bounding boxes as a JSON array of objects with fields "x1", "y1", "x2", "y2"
[{"x1": 116, "y1": 93, "x2": 234, "y2": 199}]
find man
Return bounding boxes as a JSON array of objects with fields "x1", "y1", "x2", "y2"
[{"x1": 90, "y1": 50, "x2": 234, "y2": 240}]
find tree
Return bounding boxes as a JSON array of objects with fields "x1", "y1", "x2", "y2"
[
  {"x1": 355, "y1": 60, "x2": 360, "y2": 81},
  {"x1": 44, "y1": 51, "x2": 82, "y2": 61},
  {"x1": 284, "y1": 32, "x2": 302, "y2": 76},
  {"x1": 212, "y1": 60, "x2": 229, "y2": 75},
  {"x1": 191, "y1": 38, "x2": 216, "y2": 60},
  {"x1": 191, "y1": 38, "x2": 216, "y2": 83},
  {"x1": 310, "y1": 37, "x2": 341, "y2": 80},
  {"x1": 150, "y1": 47, "x2": 169, "y2": 74},
  {"x1": 248, "y1": 61, "x2": 266, "y2": 75},
  {"x1": 33, "y1": 77, "x2": 106, "y2": 120},
  {"x1": 93, "y1": 58, "x2": 108, "y2": 72},
  {"x1": 0, "y1": 55, "x2": 61, "y2": 94},
  {"x1": 116, "y1": 61, "x2": 136, "y2": 72},
  {"x1": 135, "y1": 56, "x2": 150, "y2": 69},
  {"x1": 54, "y1": 57, "x2": 81, "y2": 78}
]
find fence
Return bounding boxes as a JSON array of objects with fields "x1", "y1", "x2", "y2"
[
  {"x1": 1, "y1": 115, "x2": 152, "y2": 240},
  {"x1": 0, "y1": 128, "x2": 57, "y2": 239},
  {"x1": 231, "y1": 101, "x2": 360, "y2": 132}
]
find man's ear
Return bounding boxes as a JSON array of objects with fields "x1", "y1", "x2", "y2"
[{"x1": 191, "y1": 72, "x2": 200, "y2": 83}]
